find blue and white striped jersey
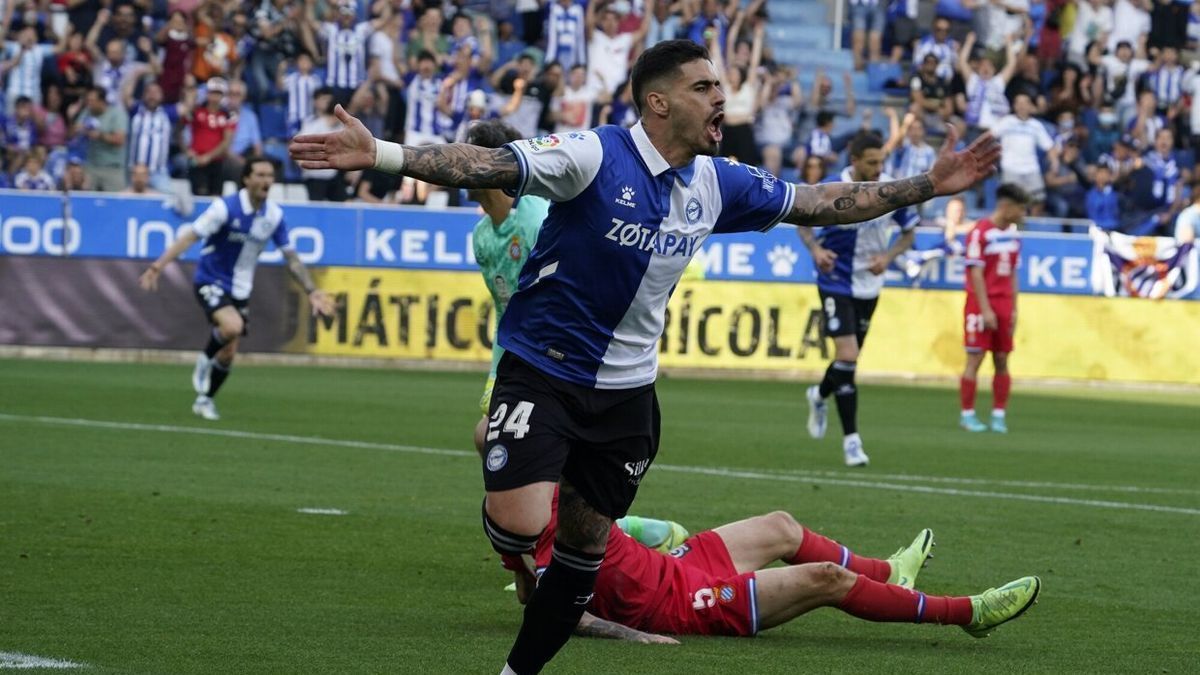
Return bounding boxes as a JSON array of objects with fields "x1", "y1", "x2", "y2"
[
  {"x1": 191, "y1": 189, "x2": 292, "y2": 300},
  {"x1": 404, "y1": 73, "x2": 445, "y2": 139},
  {"x1": 3, "y1": 42, "x2": 54, "y2": 106},
  {"x1": 500, "y1": 124, "x2": 796, "y2": 389},
  {"x1": 285, "y1": 71, "x2": 321, "y2": 128},
  {"x1": 546, "y1": 2, "x2": 587, "y2": 69},
  {"x1": 814, "y1": 167, "x2": 918, "y2": 299},
  {"x1": 128, "y1": 103, "x2": 178, "y2": 173},
  {"x1": 321, "y1": 21, "x2": 374, "y2": 89}
]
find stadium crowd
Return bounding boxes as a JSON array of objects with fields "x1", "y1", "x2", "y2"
[{"x1": 0, "y1": 0, "x2": 1196, "y2": 236}]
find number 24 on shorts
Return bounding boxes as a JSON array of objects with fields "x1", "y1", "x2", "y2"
[{"x1": 487, "y1": 401, "x2": 535, "y2": 442}]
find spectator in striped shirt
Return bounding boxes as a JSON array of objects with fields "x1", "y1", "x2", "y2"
[
  {"x1": 546, "y1": 0, "x2": 588, "y2": 70},
  {"x1": 279, "y1": 52, "x2": 320, "y2": 136},
  {"x1": 405, "y1": 50, "x2": 447, "y2": 146},
  {"x1": 125, "y1": 80, "x2": 186, "y2": 194},
  {"x1": 884, "y1": 111, "x2": 937, "y2": 182},
  {"x1": 89, "y1": 36, "x2": 150, "y2": 108},
  {"x1": 1, "y1": 25, "x2": 64, "y2": 113},
  {"x1": 312, "y1": 2, "x2": 380, "y2": 106},
  {"x1": 1144, "y1": 45, "x2": 1185, "y2": 117},
  {"x1": 912, "y1": 16, "x2": 959, "y2": 83}
]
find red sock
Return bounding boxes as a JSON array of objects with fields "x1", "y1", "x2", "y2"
[
  {"x1": 787, "y1": 528, "x2": 891, "y2": 582},
  {"x1": 839, "y1": 575, "x2": 974, "y2": 625},
  {"x1": 960, "y1": 377, "x2": 977, "y2": 412},
  {"x1": 993, "y1": 373, "x2": 1011, "y2": 411}
]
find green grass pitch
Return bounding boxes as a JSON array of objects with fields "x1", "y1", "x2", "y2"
[{"x1": 1, "y1": 358, "x2": 1197, "y2": 673}]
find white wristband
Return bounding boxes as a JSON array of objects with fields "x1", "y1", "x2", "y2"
[{"x1": 373, "y1": 139, "x2": 406, "y2": 173}]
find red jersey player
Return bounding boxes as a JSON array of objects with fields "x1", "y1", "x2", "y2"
[
  {"x1": 960, "y1": 183, "x2": 1028, "y2": 433},
  {"x1": 508, "y1": 488, "x2": 1040, "y2": 642}
]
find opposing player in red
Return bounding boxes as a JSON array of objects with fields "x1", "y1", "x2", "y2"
[
  {"x1": 960, "y1": 183, "x2": 1028, "y2": 433},
  {"x1": 505, "y1": 487, "x2": 1040, "y2": 642}
]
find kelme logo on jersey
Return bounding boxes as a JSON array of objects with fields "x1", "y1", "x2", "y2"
[
  {"x1": 485, "y1": 445, "x2": 508, "y2": 472},
  {"x1": 605, "y1": 218, "x2": 700, "y2": 257},
  {"x1": 525, "y1": 134, "x2": 562, "y2": 152},
  {"x1": 616, "y1": 186, "x2": 637, "y2": 208},
  {"x1": 685, "y1": 197, "x2": 703, "y2": 224}
]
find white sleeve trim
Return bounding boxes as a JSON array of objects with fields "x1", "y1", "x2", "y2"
[{"x1": 190, "y1": 198, "x2": 228, "y2": 238}]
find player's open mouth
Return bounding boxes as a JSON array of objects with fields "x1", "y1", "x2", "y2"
[{"x1": 708, "y1": 113, "x2": 724, "y2": 143}]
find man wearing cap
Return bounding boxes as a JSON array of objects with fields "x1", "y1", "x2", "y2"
[
  {"x1": 187, "y1": 77, "x2": 238, "y2": 196},
  {"x1": 453, "y1": 89, "x2": 498, "y2": 142}
]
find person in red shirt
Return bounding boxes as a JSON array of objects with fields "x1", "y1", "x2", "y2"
[
  {"x1": 960, "y1": 184, "x2": 1029, "y2": 433},
  {"x1": 188, "y1": 77, "x2": 238, "y2": 196},
  {"x1": 506, "y1": 487, "x2": 1040, "y2": 642}
]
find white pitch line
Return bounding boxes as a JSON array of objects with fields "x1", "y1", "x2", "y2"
[
  {"x1": 2, "y1": 412, "x2": 1197, "y2": 517},
  {"x1": 768, "y1": 467, "x2": 1200, "y2": 496},
  {"x1": 0, "y1": 652, "x2": 84, "y2": 669},
  {"x1": 296, "y1": 508, "x2": 348, "y2": 515}
]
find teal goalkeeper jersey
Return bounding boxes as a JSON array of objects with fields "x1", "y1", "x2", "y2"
[{"x1": 472, "y1": 196, "x2": 550, "y2": 374}]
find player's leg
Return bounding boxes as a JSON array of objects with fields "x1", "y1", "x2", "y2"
[
  {"x1": 473, "y1": 417, "x2": 488, "y2": 458},
  {"x1": 205, "y1": 306, "x2": 244, "y2": 400},
  {"x1": 960, "y1": 302, "x2": 989, "y2": 431},
  {"x1": 755, "y1": 563, "x2": 1040, "y2": 636},
  {"x1": 504, "y1": 386, "x2": 660, "y2": 674},
  {"x1": 712, "y1": 513, "x2": 929, "y2": 586},
  {"x1": 990, "y1": 350, "x2": 1011, "y2": 433}
]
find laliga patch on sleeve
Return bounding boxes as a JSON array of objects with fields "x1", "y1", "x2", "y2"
[{"x1": 524, "y1": 135, "x2": 563, "y2": 152}]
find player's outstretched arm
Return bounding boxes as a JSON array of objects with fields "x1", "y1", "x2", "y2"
[
  {"x1": 288, "y1": 105, "x2": 520, "y2": 190},
  {"x1": 282, "y1": 249, "x2": 336, "y2": 317},
  {"x1": 138, "y1": 228, "x2": 200, "y2": 291},
  {"x1": 575, "y1": 612, "x2": 680, "y2": 644},
  {"x1": 786, "y1": 126, "x2": 1000, "y2": 227}
]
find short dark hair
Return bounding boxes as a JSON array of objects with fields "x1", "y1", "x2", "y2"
[
  {"x1": 849, "y1": 132, "x2": 884, "y2": 159},
  {"x1": 88, "y1": 85, "x2": 108, "y2": 101},
  {"x1": 241, "y1": 156, "x2": 277, "y2": 182},
  {"x1": 14, "y1": 95, "x2": 32, "y2": 106},
  {"x1": 417, "y1": 50, "x2": 436, "y2": 63},
  {"x1": 995, "y1": 183, "x2": 1030, "y2": 205},
  {"x1": 815, "y1": 110, "x2": 835, "y2": 127},
  {"x1": 630, "y1": 39, "x2": 711, "y2": 115},
  {"x1": 466, "y1": 119, "x2": 523, "y2": 149}
]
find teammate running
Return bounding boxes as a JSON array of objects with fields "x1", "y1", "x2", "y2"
[
  {"x1": 507, "y1": 490, "x2": 1040, "y2": 641},
  {"x1": 798, "y1": 133, "x2": 919, "y2": 467},
  {"x1": 290, "y1": 38, "x2": 1000, "y2": 675},
  {"x1": 960, "y1": 184, "x2": 1028, "y2": 433},
  {"x1": 138, "y1": 158, "x2": 335, "y2": 420},
  {"x1": 467, "y1": 120, "x2": 551, "y2": 453}
]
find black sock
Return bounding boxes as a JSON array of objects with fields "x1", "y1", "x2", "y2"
[
  {"x1": 505, "y1": 542, "x2": 602, "y2": 675},
  {"x1": 829, "y1": 360, "x2": 858, "y2": 435},
  {"x1": 818, "y1": 361, "x2": 838, "y2": 398},
  {"x1": 203, "y1": 328, "x2": 228, "y2": 359},
  {"x1": 207, "y1": 361, "x2": 231, "y2": 397}
]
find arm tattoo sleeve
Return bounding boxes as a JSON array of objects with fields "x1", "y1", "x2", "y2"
[
  {"x1": 284, "y1": 251, "x2": 316, "y2": 293},
  {"x1": 575, "y1": 613, "x2": 652, "y2": 641},
  {"x1": 787, "y1": 173, "x2": 935, "y2": 227},
  {"x1": 402, "y1": 144, "x2": 521, "y2": 190}
]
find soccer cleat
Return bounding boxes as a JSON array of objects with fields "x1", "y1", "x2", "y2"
[
  {"x1": 887, "y1": 528, "x2": 935, "y2": 589},
  {"x1": 960, "y1": 412, "x2": 988, "y2": 432},
  {"x1": 192, "y1": 353, "x2": 213, "y2": 394},
  {"x1": 806, "y1": 385, "x2": 828, "y2": 439},
  {"x1": 843, "y1": 434, "x2": 869, "y2": 467},
  {"x1": 192, "y1": 395, "x2": 220, "y2": 421},
  {"x1": 656, "y1": 520, "x2": 690, "y2": 554},
  {"x1": 963, "y1": 576, "x2": 1042, "y2": 638},
  {"x1": 990, "y1": 416, "x2": 1008, "y2": 434}
]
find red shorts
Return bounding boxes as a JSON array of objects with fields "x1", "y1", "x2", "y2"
[
  {"x1": 964, "y1": 297, "x2": 1015, "y2": 353},
  {"x1": 647, "y1": 531, "x2": 759, "y2": 637}
]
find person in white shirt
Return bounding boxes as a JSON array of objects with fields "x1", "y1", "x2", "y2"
[
  {"x1": 586, "y1": 0, "x2": 655, "y2": 97},
  {"x1": 1101, "y1": 41, "x2": 1150, "y2": 125},
  {"x1": 991, "y1": 93, "x2": 1056, "y2": 212},
  {"x1": 555, "y1": 64, "x2": 604, "y2": 134},
  {"x1": 1108, "y1": 0, "x2": 1151, "y2": 55},
  {"x1": 982, "y1": 0, "x2": 1029, "y2": 53},
  {"x1": 1068, "y1": 0, "x2": 1114, "y2": 66},
  {"x1": 957, "y1": 32, "x2": 1021, "y2": 131}
]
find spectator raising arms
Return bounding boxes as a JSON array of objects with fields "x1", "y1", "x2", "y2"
[{"x1": 711, "y1": 0, "x2": 764, "y2": 165}]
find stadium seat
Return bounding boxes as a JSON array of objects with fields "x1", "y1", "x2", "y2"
[
  {"x1": 282, "y1": 183, "x2": 309, "y2": 203},
  {"x1": 259, "y1": 103, "x2": 289, "y2": 141},
  {"x1": 866, "y1": 62, "x2": 903, "y2": 92}
]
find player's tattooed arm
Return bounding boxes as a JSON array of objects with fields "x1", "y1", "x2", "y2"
[
  {"x1": 786, "y1": 174, "x2": 935, "y2": 227},
  {"x1": 575, "y1": 612, "x2": 680, "y2": 644},
  {"x1": 401, "y1": 145, "x2": 521, "y2": 190},
  {"x1": 282, "y1": 248, "x2": 317, "y2": 293}
]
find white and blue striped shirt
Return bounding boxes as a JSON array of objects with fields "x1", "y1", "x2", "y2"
[
  {"x1": 886, "y1": 139, "x2": 937, "y2": 180},
  {"x1": 1147, "y1": 65, "x2": 1185, "y2": 106},
  {"x1": 128, "y1": 103, "x2": 178, "y2": 173},
  {"x1": 3, "y1": 42, "x2": 54, "y2": 107},
  {"x1": 546, "y1": 2, "x2": 587, "y2": 69},
  {"x1": 807, "y1": 128, "x2": 833, "y2": 158},
  {"x1": 321, "y1": 21, "x2": 374, "y2": 89},
  {"x1": 913, "y1": 36, "x2": 958, "y2": 81},
  {"x1": 284, "y1": 71, "x2": 320, "y2": 127},
  {"x1": 404, "y1": 73, "x2": 444, "y2": 139},
  {"x1": 94, "y1": 60, "x2": 135, "y2": 107}
]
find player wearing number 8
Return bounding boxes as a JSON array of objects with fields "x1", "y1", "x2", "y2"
[{"x1": 960, "y1": 183, "x2": 1028, "y2": 433}]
